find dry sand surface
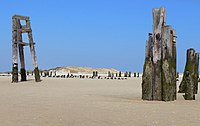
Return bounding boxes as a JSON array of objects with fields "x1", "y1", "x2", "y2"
[{"x1": 0, "y1": 76, "x2": 200, "y2": 126}]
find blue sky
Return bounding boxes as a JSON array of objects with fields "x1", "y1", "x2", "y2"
[{"x1": 0, "y1": 0, "x2": 200, "y2": 72}]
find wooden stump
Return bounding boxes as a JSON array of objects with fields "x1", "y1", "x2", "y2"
[
  {"x1": 142, "y1": 7, "x2": 177, "y2": 101},
  {"x1": 128, "y1": 72, "x2": 131, "y2": 77},
  {"x1": 137, "y1": 73, "x2": 139, "y2": 78},
  {"x1": 119, "y1": 72, "x2": 121, "y2": 77},
  {"x1": 178, "y1": 48, "x2": 199, "y2": 100}
]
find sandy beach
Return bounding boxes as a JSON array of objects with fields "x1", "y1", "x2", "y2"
[{"x1": 0, "y1": 76, "x2": 200, "y2": 126}]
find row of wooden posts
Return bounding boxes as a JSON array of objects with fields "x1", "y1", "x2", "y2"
[
  {"x1": 142, "y1": 7, "x2": 199, "y2": 101},
  {"x1": 40, "y1": 73, "x2": 130, "y2": 80},
  {"x1": 39, "y1": 71, "x2": 140, "y2": 78},
  {"x1": 0, "y1": 71, "x2": 140, "y2": 80}
]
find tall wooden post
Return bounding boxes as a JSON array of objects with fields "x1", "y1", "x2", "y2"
[
  {"x1": 12, "y1": 15, "x2": 41, "y2": 83},
  {"x1": 178, "y1": 49, "x2": 199, "y2": 100},
  {"x1": 142, "y1": 7, "x2": 177, "y2": 101},
  {"x1": 26, "y1": 20, "x2": 40, "y2": 82},
  {"x1": 12, "y1": 17, "x2": 19, "y2": 82}
]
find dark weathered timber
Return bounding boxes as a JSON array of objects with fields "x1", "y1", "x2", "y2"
[
  {"x1": 178, "y1": 48, "x2": 199, "y2": 100},
  {"x1": 161, "y1": 26, "x2": 177, "y2": 101},
  {"x1": 142, "y1": 34, "x2": 153, "y2": 100},
  {"x1": 19, "y1": 45, "x2": 27, "y2": 81},
  {"x1": 93, "y1": 71, "x2": 96, "y2": 77},
  {"x1": 172, "y1": 30, "x2": 177, "y2": 100},
  {"x1": 137, "y1": 73, "x2": 139, "y2": 78},
  {"x1": 119, "y1": 72, "x2": 121, "y2": 77},
  {"x1": 184, "y1": 73, "x2": 194, "y2": 100},
  {"x1": 34, "y1": 67, "x2": 41, "y2": 82},
  {"x1": 12, "y1": 15, "x2": 41, "y2": 83},
  {"x1": 108, "y1": 71, "x2": 111, "y2": 77},
  {"x1": 142, "y1": 7, "x2": 176, "y2": 101},
  {"x1": 134, "y1": 73, "x2": 136, "y2": 77},
  {"x1": 128, "y1": 72, "x2": 131, "y2": 77},
  {"x1": 194, "y1": 53, "x2": 199, "y2": 95},
  {"x1": 20, "y1": 68, "x2": 26, "y2": 81},
  {"x1": 96, "y1": 71, "x2": 98, "y2": 77}
]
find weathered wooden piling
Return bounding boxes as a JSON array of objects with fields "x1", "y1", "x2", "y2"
[
  {"x1": 142, "y1": 7, "x2": 177, "y2": 101},
  {"x1": 124, "y1": 72, "x2": 128, "y2": 77},
  {"x1": 128, "y1": 72, "x2": 131, "y2": 77},
  {"x1": 92, "y1": 71, "x2": 98, "y2": 77},
  {"x1": 137, "y1": 73, "x2": 139, "y2": 78},
  {"x1": 93, "y1": 71, "x2": 95, "y2": 77},
  {"x1": 12, "y1": 15, "x2": 41, "y2": 82},
  {"x1": 178, "y1": 48, "x2": 199, "y2": 100},
  {"x1": 96, "y1": 71, "x2": 98, "y2": 77},
  {"x1": 134, "y1": 73, "x2": 136, "y2": 77},
  {"x1": 108, "y1": 71, "x2": 111, "y2": 77},
  {"x1": 119, "y1": 72, "x2": 121, "y2": 77}
]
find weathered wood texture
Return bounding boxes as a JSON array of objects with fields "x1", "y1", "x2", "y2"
[
  {"x1": 12, "y1": 15, "x2": 41, "y2": 83},
  {"x1": 12, "y1": 16, "x2": 19, "y2": 82},
  {"x1": 178, "y1": 48, "x2": 199, "y2": 100},
  {"x1": 142, "y1": 7, "x2": 177, "y2": 101}
]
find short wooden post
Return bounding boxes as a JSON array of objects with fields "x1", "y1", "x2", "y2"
[
  {"x1": 178, "y1": 49, "x2": 199, "y2": 100},
  {"x1": 134, "y1": 73, "x2": 136, "y2": 77},
  {"x1": 19, "y1": 44, "x2": 27, "y2": 81},
  {"x1": 108, "y1": 71, "x2": 111, "y2": 77},
  {"x1": 95, "y1": 71, "x2": 98, "y2": 77},
  {"x1": 128, "y1": 72, "x2": 131, "y2": 77},
  {"x1": 119, "y1": 72, "x2": 121, "y2": 77}
]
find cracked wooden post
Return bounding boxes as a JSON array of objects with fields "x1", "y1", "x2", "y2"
[
  {"x1": 12, "y1": 15, "x2": 41, "y2": 83},
  {"x1": 178, "y1": 48, "x2": 199, "y2": 100},
  {"x1": 161, "y1": 26, "x2": 177, "y2": 101},
  {"x1": 142, "y1": 7, "x2": 177, "y2": 101}
]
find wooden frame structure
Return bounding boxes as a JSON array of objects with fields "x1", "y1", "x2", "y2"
[{"x1": 12, "y1": 15, "x2": 40, "y2": 82}]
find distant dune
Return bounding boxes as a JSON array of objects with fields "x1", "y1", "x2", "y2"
[{"x1": 49, "y1": 66, "x2": 119, "y2": 74}]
